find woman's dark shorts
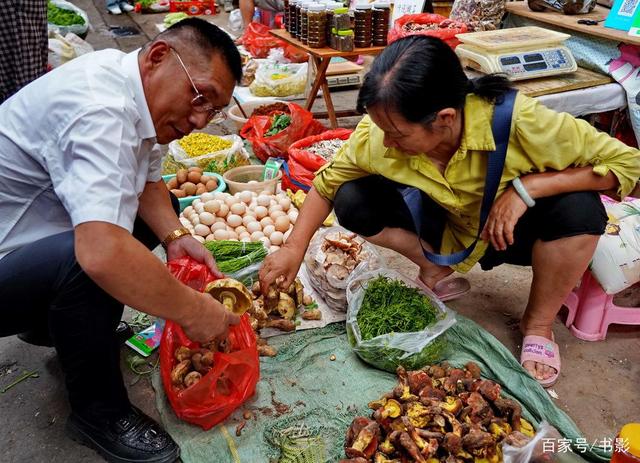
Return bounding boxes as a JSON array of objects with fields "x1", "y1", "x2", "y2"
[{"x1": 332, "y1": 175, "x2": 607, "y2": 270}]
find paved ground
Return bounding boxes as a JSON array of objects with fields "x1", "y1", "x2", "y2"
[{"x1": 0, "y1": 2, "x2": 638, "y2": 462}]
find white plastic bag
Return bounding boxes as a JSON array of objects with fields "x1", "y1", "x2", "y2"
[
  {"x1": 48, "y1": 31, "x2": 94, "y2": 68},
  {"x1": 503, "y1": 421, "x2": 587, "y2": 462},
  {"x1": 48, "y1": 0, "x2": 90, "y2": 38},
  {"x1": 250, "y1": 61, "x2": 308, "y2": 97},
  {"x1": 590, "y1": 197, "x2": 640, "y2": 293},
  {"x1": 345, "y1": 267, "x2": 456, "y2": 372},
  {"x1": 163, "y1": 134, "x2": 249, "y2": 175},
  {"x1": 303, "y1": 226, "x2": 385, "y2": 312}
]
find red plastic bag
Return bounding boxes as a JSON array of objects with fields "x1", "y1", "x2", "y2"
[
  {"x1": 387, "y1": 14, "x2": 468, "y2": 48},
  {"x1": 282, "y1": 128, "x2": 353, "y2": 192},
  {"x1": 237, "y1": 22, "x2": 287, "y2": 58},
  {"x1": 160, "y1": 257, "x2": 259, "y2": 430},
  {"x1": 240, "y1": 102, "x2": 326, "y2": 163}
]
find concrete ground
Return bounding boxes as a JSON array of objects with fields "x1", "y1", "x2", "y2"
[{"x1": 0, "y1": 2, "x2": 638, "y2": 462}]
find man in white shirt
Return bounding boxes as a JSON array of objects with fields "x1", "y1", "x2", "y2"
[{"x1": 0, "y1": 18, "x2": 242, "y2": 463}]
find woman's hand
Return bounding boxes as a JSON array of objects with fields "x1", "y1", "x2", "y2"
[
  {"x1": 259, "y1": 243, "x2": 306, "y2": 294},
  {"x1": 167, "y1": 235, "x2": 222, "y2": 278},
  {"x1": 480, "y1": 187, "x2": 528, "y2": 251}
]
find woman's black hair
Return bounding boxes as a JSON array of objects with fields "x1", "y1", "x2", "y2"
[{"x1": 356, "y1": 35, "x2": 512, "y2": 125}]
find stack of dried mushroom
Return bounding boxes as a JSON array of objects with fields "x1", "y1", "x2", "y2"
[
  {"x1": 248, "y1": 276, "x2": 319, "y2": 357},
  {"x1": 341, "y1": 362, "x2": 535, "y2": 463}
]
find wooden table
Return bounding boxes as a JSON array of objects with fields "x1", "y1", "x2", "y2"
[
  {"x1": 269, "y1": 29, "x2": 386, "y2": 128},
  {"x1": 505, "y1": 2, "x2": 640, "y2": 46}
]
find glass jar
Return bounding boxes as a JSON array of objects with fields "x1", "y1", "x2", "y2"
[
  {"x1": 612, "y1": 424, "x2": 640, "y2": 463},
  {"x1": 300, "y1": 2, "x2": 316, "y2": 45},
  {"x1": 294, "y1": 0, "x2": 303, "y2": 38},
  {"x1": 372, "y1": 1, "x2": 390, "y2": 46},
  {"x1": 307, "y1": 3, "x2": 327, "y2": 48},
  {"x1": 325, "y1": 2, "x2": 342, "y2": 45},
  {"x1": 332, "y1": 7, "x2": 351, "y2": 30},
  {"x1": 354, "y1": 3, "x2": 372, "y2": 48}
]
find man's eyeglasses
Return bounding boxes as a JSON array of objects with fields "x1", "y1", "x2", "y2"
[{"x1": 171, "y1": 48, "x2": 226, "y2": 125}]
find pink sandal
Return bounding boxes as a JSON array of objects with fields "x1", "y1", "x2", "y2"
[
  {"x1": 414, "y1": 276, "x2": 471, "y2": 302},
  {"x1": 520, "y1": 335, "x2": 561, "y2": 388}
]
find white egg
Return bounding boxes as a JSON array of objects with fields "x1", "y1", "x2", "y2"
[
  {"x1": 214, "y1": 217, "x2": 226, "y2": 224},
  {"x1": 227, "y1": 230, "x2": 239, "y2": 240},
  {"x1": 269, "y1": 204, "x2": 284, "y2": 214},
  {"x1": 192, "y1": 199, "x2": 202, "y2": 206},
  {"x1": 194, "y1": 224, "x2": 210, "y2": 237},
  {"x1": 278, "y1": 197, "x2": 292, "y2": 211},
  {"x1": 260, "y1": 217, "x2": 274, "y2": 228},
  {"x1": 270, "y1": 210, "x2": 287, "y2": 220},
  {"x1": 262, "y1": 225, "x2": 276, "y2": 237},
  {"x1": 269, "y1": 245, "x2": 280, "y2": 254},
  {"x1": 270, "y1": 231, "x2": 284, "y2": 245},
  {"x1": 205, "y1": 233, "x2": 216, "y2": 242},
  {"x1": 210, "y1": 222, "x2": 227, "y2": 232},
  {"x1": 230, "y1": 202, "x2": 246, "y2": 216},
  {"x1": 242, "y1": 214, "x2": 256, "y2": 226},
  {"x1": 225, "y1": 195, "x2": 239, "y2": 207},
  {"x1": 239, "y1": 232, "x2": 252, "y2": 240},
  {"x1": 250, "y1": 231, "x2": 265, "y2": 241},
  {"x1": 194, "y1": 203, "x2": 205, "y2": 214},
  {"x1": 288, "y1": 209, "x2": 299, "y2": 224},
  {"x1": 249, "y1": 200, "x2": 258, "y2": 208},
  {"x1": 216, "y1": 203, "x2": 229, "y2": 218},
  {"x1": 184, "y1": 206, "x2": 194, "y2": 216},
  {"x1": 240, "y1": 237, "x2": 252, "y2": 243},
  {"x1": 214, "y1": 229, "x2": 230, "y2": 240},
  {"x1": 194, "y1": 235, "x2": 205, "y2": 243},
  {"x1": 246, "y1": 221, "x2": 262, "y2": 234},
  {"x1": 226, "y1": 225, "x2": 234, "y2": 232},
  {"x1": 199, "y1": 212, "x2": 216, "y2": 226},
  {"x1": 239, "y1": 190, "x2": 253, "y2": 204},
  {"x1": 200, "y1": 192, "x2": 215, "y2": 203},
  {"x1": 254, "y1": 206, "x2": 268, "y2": 219},
  {"x1": 190, "y1": 215, "x2": 200, "y2": 225},
  {"x1": 274, "y1": 216, "x2": 290, "y2": 233},
  {"x1": 283, "y1": 229, "x2": 291, "y2": 242},
  {"x1": 258, "y1": 237, "x2": 271, "y2": 248},
  {"x1": 226, "y1": 214, "x2": 243, "y2": 228},
  {"x1": 179, "y1": 217, "x2": 191, "y2": 228},
  {"x1": 269, "y1": 199, "x2": 277, "y2": 207},
  {"x1": 213, "y1": 192, "x2": 226, "y2": 201},
  {"x1": 235, "y1": 226, "x2": 247, "y2": 235},
  {"x1": 257, "y1": 195, "x2": 271, "y2": 207},
  {"x1": 204, "y1": 200, "x2": 220, "y2": 214}
]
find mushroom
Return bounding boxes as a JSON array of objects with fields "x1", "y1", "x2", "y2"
[
  {"x1": 205, "y1": 278, "x2": 253, "y2": 315},
  {"x1": 276, "y1": 292, "x2": 297, "y2": 320}
]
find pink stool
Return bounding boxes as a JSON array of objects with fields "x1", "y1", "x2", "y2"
[{"x1": 563, "y1": 270, "x2": 640, "y2": 341}]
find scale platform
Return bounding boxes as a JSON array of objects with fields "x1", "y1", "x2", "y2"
[{"x1": 455, "y1": 26, "x2": 578, "y2": 81}]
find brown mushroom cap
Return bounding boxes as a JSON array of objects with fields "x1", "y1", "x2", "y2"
[{"x1": 205, "y1": 278, "x2": 253, "y2": 315}]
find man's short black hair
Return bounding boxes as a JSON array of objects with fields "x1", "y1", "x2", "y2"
[{"x1": 158, "y1": 17, "x2": 242, "y2": 83}]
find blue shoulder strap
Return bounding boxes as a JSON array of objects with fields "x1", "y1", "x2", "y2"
[{"x1": 401, "y1": 89, "x2": 517, "y2": 266}]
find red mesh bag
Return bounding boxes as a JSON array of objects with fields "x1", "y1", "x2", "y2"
[
  {"x1": 160, "y1": 257, "x2": 259, "y2": 430},
  {"x1": 388, "y1": 14, "x2": 468, "y2": 48}
]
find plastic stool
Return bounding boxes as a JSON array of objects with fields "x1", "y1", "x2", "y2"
[{"x1": 564, "y1": 270, "x2": 640, "y2": 341}]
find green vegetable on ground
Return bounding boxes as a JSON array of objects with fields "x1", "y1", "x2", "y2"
[
  {"x1": 265, "y1": 114, "x2": 291, "y2": 137},
  {"x1": 356, "y1": 276, "x2": 439, "y2": 340},
  {"x1": 163, "y1": 12, "x2": 189, "y2": 27},
  {"x1": 204, "y1": 240, "x2": 267, "y2": 274},
  {"x1": 47, "y1": 1, "x2": 85, "y2": 26}
]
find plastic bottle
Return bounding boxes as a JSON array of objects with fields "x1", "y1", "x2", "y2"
[
  {"x1": 371, "y1": 1, "x2": 390, "y2": 46},
  {"x1": 325, "y1": 2, "x2": 342, "y2": 45},
  {"x1": 307, "y1": 3, "x2": 328, "y2": 48},
  {"x1": 300, "y1": 2, "x2": 316, "y2": 45},
  {"x1": 612, "y1": 424, "x2": 640, "y2": 463},
  {"x1": 354, "y1": 3, "x2": 373, "y2": 48}
]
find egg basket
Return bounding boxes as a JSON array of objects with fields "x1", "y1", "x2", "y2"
[{"x1": 162, "y1": 172, "x2": 226, "y2": 211}]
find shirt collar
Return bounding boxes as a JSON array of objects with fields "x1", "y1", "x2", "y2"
[{"x1": 122, "y1": 49, "x2": 156, "y2": 141}]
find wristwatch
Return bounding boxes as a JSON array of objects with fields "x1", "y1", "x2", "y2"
[{"x1": 162, "y1": 227, "x2": 191, "y2": 248}]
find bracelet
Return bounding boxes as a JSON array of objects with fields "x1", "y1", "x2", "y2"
[
  {"x1": 162, "y1": 227, "x2": 191, "y2": 248},
  {"x1": 512, "y1": 177, "x2": 536, "y2": 208}
]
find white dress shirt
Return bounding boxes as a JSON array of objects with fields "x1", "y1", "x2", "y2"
[{"x1": 0, "y1": 49, "x2": 162, "y2": 260}]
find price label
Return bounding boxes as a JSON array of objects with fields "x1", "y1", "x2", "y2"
[{"x1": 391, "y1": 0, "x2": 427, "y2": 23}]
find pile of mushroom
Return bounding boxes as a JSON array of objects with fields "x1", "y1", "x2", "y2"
[
  {"x1": 178, "y1": 190, "x2": 298, "y2": 253},
  {"x1": 341, "y1": 362, "x2": 535, "y2": 463}
]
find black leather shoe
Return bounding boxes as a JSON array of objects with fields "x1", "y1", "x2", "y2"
[{"x1": 66, "y1": 406, "x2": 180, "y2": 463}]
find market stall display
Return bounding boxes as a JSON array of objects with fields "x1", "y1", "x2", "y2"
[
  {"x1": 163, "y1": 133, "x2": 249, "y2": 175},
  {"x1": 178, "y1": 190, "x2": 299, "y2": 253},
  {"x1": 340, "y1": 362, "x2": 535, "y2": 462}
]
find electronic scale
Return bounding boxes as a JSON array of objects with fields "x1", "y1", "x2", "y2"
[{"x1": 455, "y1": 27, "x2": 578, "y2": 81}]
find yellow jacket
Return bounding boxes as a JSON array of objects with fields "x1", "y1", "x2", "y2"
[{"x1": 312, "y1": 92, "x2": 640, "y2": 272}]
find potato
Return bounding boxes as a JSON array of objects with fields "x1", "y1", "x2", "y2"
[
  {"x1": 187, "y1": 171, "x2": 202, "y2": 184},
  {"x1": 171, "y1": 188, "x2": 186, "y2": 198},
  {"x1": 176, "y1": 169, "x2": 188, "y2": 184},
  {"x1": 195, "y1": 184, "x2": 207, "y2": 195},
  {"x1": 181, "y1": 182, "x2": 197, "y2": 196},
  {"x1": 188, "y1": 166, "x2": 203, "y2": 173},
  {"x1": 166, "y1": 177, "x2": 178, "y2": 190},
  {"x1": 205, "y1": 179, "x2": 218, "y2": 192}
]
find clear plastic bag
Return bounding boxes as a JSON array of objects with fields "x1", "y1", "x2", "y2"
[
  {"x1": 303, "y1": 226, "x2": 385, "y2": 313},
  {"x1": 163, "y1": 134, "x2": 249, "y2": 175},
  {"x1": 345, "y1": 267, "x2": 456, "y2": 372},
  {"x1": 250, "y1": 61, "x2": 308, "y2": 98},
  {"x1": 450, "y1": 0, "x2": 506, "y2": 31},
  {"x1": 48, "y1": 0, "x2": 90, "y2": 38},
  {"x1": 503, "y1": 421, "x2": 587, "y2": 462}
]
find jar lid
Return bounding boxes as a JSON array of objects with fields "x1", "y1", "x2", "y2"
[
  {"x1": 354, "y1": 2, "x2": 372, "y2": 8},
  {"x1": 373, "y1": 1, "x2": 390, "y2": 7},
  {"x1": 337, "y1": 29, "x2": 354, "y2": 36},
  {"x1": 620, "y1": 424, "x2": 640, "y2": 457},
  {"x1": 308, "y1": 3, "x2": 325, "y2": 11},
  {"x1": 334, "y1": 6, "x2": 348, "y2": 13},
  {"x1": 326, "y1": 2, "x2": 343, "y2": 9}
]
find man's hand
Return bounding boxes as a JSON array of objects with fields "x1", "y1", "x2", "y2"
[
  {"x1": 181, "y1": 291, "x2": 240, "y2": 342},
  {"x1": 480, "y1": 187, "x2": 528, "y2": 251},
  {"x1": 167, "y1": 235, "x2": 222, "y2": 278}
]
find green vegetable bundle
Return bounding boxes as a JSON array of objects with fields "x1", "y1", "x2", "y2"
[
  {"x1": 48, "y1": 1, "x2": 85, "y2": 26},
  {"x1": 164, "y1": 12, "x2": 189, "y2": 27},
  {"x1": 204, "y1": 240, "x2": 267, "y2": 274},
  {"x1": 265, "y1": 114, "x2": 291, "y2": 137},
  {"x1": 346, "y1": 270, "x2": 456, "y2": 372}
]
